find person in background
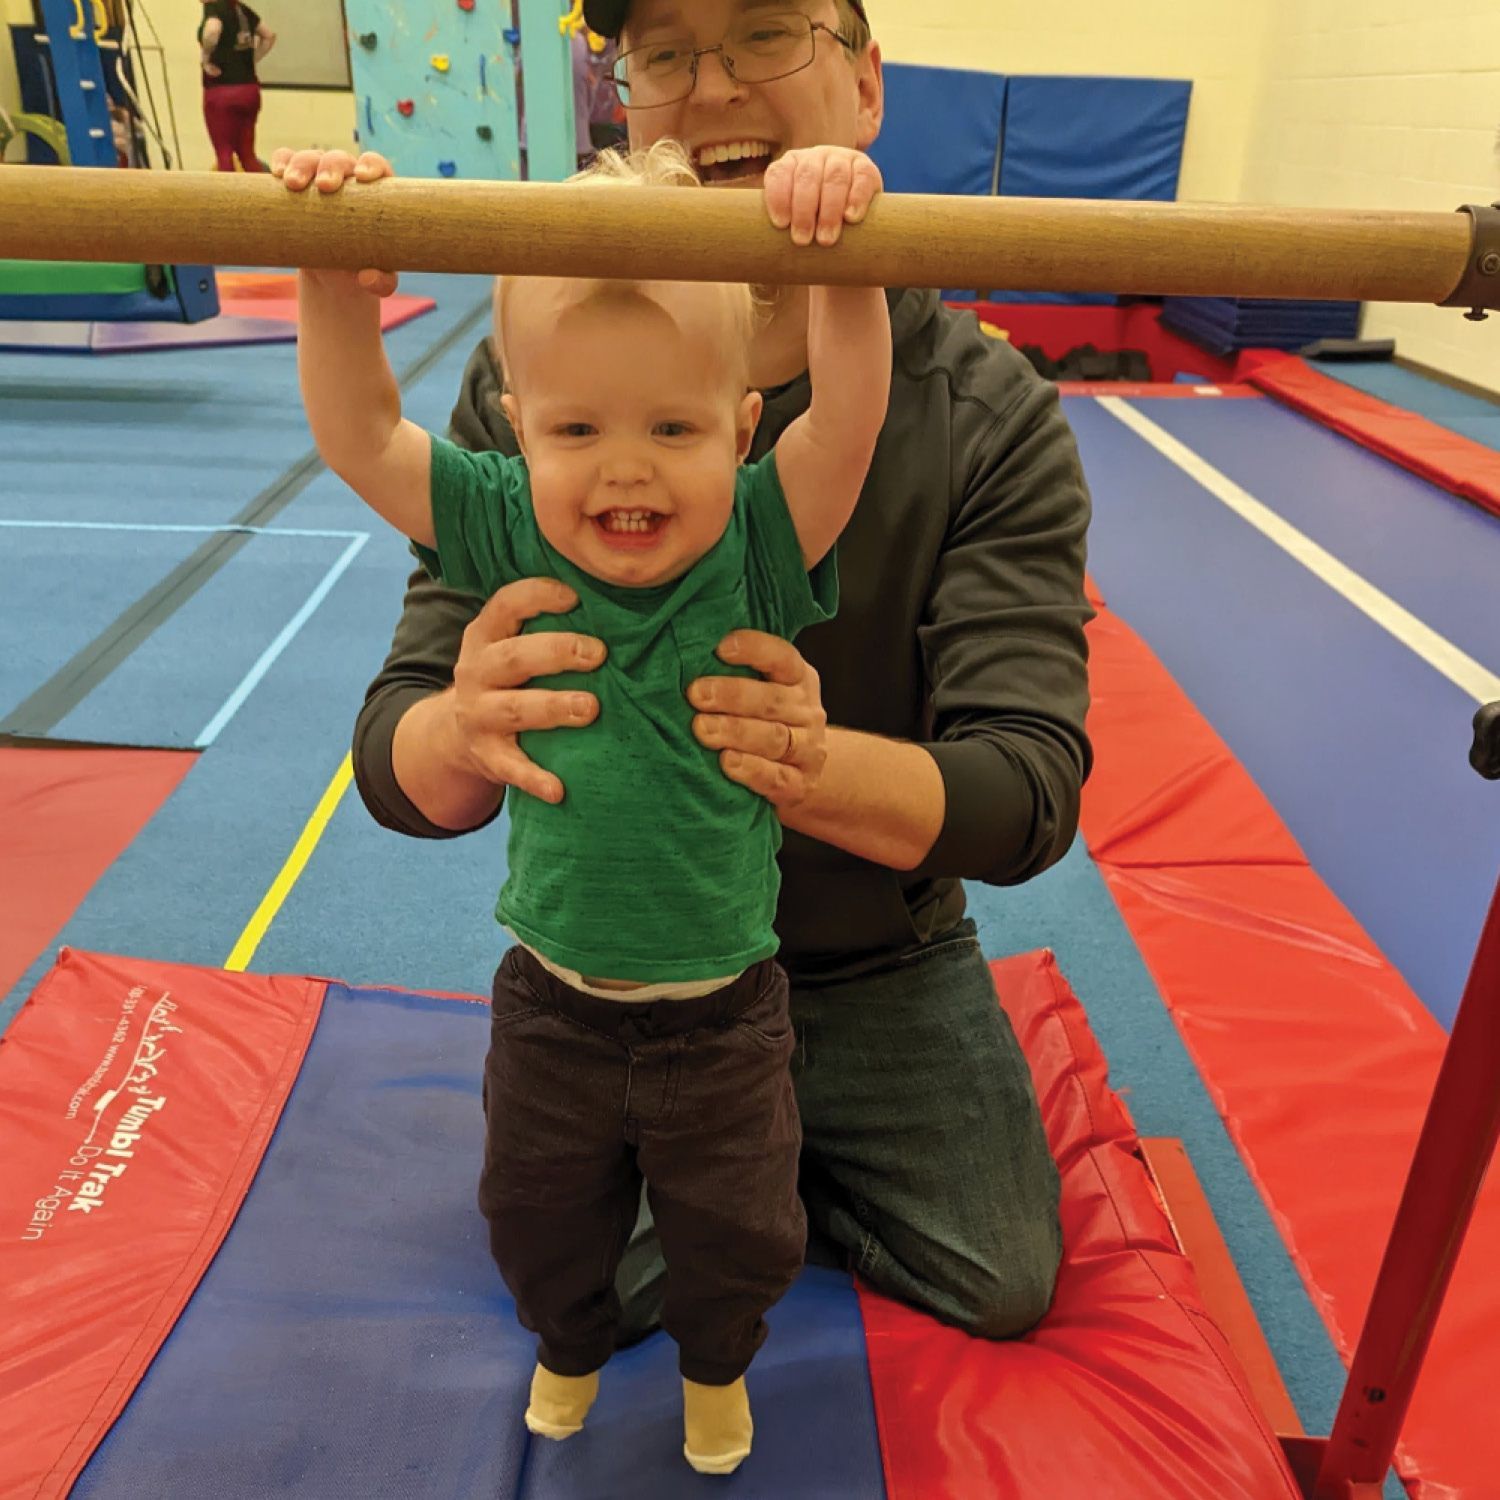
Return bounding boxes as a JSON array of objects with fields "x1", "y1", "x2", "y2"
[
  {"x1": 571, "y1": 29, "x2": 610, "y2": 165},
  {"x1": 198, "y1": 0, "x2": 275, "y2": 172},
  {"x1": 585, "y1": 34, "x2": 627, "y2": 158},
  {"x1": 520, "y1": 27, "x2": 620, "y2": 175}
]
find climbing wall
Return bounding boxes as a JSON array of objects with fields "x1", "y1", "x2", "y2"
[
  {"x1": 515, "y1": 0, "x2": 580, "y2": 182},
  {"x1": 344, "y1": 0, "x2": 523, "y2": 181}
]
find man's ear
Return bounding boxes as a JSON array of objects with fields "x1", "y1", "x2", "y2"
[
  {"x1": 500, "y1": 393, "x2": 527, "y2": 456},
  {"x1": 736, "y1": 390, "x2": 764, "y2": 463},
  {"x1": 855, "y1": 42, "x2": 884, "y2": 152}
]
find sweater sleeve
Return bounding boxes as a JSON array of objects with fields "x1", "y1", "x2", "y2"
[
  {"x1": 350, "y1": 336, "x2": 514, "y2": 840},
  {"x1": 913, "y1": 376, "x2": 1094, "y2": 886}
]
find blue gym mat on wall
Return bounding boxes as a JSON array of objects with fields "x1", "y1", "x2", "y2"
[
  {"x1": 993, "y1": 75, "x2": 1193, "y2": 303},
  {"x1": 868, "y1": 69, "x2": 1191, "y2": 302},
  {"x1": 999, "y1": 76, "x2": 1192, "y2": 204},
  {"x1": 867, "y1": 62, "x2": 1008, "y2": 199}
]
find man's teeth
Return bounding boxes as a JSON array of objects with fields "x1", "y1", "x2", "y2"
[
  {"x1": 697, "y1": 140, "x2": 774, "y2": 168},
  {"x1": 600, "y1": 510, "x2": 661, "y2": 533}
]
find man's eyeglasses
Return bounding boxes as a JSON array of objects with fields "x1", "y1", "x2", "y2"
[{"x1": 607, "y1": 12, "x2": 855, "y2": 111}]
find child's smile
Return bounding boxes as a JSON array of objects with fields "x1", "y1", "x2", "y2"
[
  {"x1": 594, "y1": 507, "x2": 671, "y2": 550},
  {"x1": 499, "y1": 280, "x2": 762, "y2": 588}
]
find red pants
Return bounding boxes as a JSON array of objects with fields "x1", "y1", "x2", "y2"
[{"x1": 203, "y1": 83, "x2": 263, "y2": 172}]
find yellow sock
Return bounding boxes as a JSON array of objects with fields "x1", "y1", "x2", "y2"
[
  {"x1": 682, "y1": 1376, "x2": 753, "y2": 1475},
  {"x1": 524, "y1": 1363, "x2": 599, "y2": 1440}
]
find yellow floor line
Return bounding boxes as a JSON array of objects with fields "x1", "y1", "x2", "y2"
[{"x1": 224, "y1": 753, "x2": 354, "y2": 973}]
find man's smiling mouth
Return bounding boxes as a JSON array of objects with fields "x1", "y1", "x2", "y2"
[{"x1": 694, "y1": 139, "x2": 778, "y2": 184}]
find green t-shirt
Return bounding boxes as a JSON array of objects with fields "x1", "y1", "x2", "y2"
[{"x1": 421, "y1": 438, "x2": 838, "y2": 982}]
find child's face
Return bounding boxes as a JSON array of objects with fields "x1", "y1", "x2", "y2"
[{"x1": 500, "y1": 281, "x2": 762, "y2": 589}]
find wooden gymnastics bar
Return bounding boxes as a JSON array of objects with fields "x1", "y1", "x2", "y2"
[{"x1": 0, "y1": 166, "x2": 1496, "y2": 310}]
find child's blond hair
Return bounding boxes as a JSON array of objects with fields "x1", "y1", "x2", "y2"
[{"x1": 491, "y1": 140, "x2": 760, "y2": 390}]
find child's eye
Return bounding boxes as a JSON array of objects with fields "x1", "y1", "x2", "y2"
[
  {"x1": 655, "y1": 422, "x2": 694, "y2": 438},
  {"x1": 555, "y1": 423, "x2": 596, "y2": 438}
]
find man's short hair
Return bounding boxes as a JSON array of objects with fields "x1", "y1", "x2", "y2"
[
  {"x1": 585, "y1": 0, "x2": 872, "y2": 50},
  {"x1": 834, "y1": 0, "x2": 872, "y2": 51}
]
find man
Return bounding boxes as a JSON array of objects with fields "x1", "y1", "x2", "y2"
[{"x1": 353, "y1": 0, "x2": 1092, "y2": 1340}]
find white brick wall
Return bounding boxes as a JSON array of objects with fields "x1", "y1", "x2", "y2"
[
  {"x1": 1241, "y1": 0, "x2": 1500, "y2": 391},
  {"x1": 876, "y1": 0, "x2": 1497, "y2": 390}
]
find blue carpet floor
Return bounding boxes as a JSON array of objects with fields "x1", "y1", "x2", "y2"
[{"x1": 8, "y1": 312, "x2": 1468, "y2": 1496}]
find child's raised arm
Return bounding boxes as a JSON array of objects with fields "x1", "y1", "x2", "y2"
[
  {"x1": 275, "y1": 148, "x2": 436, "y2": 548},
  {"x1": 762, "y1": 149, "x2": 892, "y2": 568}
]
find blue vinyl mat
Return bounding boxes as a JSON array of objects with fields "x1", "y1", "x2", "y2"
[
  {"x1": 1066, "y1": 394, "x2": 1500, "y2": 1027},
  {"x1": 70, "y1": 981, "x2": 886, "y2": 1500}
]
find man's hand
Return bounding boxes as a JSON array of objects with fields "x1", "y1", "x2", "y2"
[
  {"x1": 688, "y1": 632, "x2": 827, "y2": 809},
  {"x1": 446, "y1": 579, "x2": 606, "y2": 805},
  {"x1": 269, "y1": 148, "x2": 400, "y2": 297},
  {"x1": 763, "y1": 146, "x2": 883, "y2": 247}
]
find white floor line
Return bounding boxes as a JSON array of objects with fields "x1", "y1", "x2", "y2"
[
  {"x1": 0, "y1": 519, "x2": 367, "y2": 539},
  {"x1": 1096, "y1": 396, "x2": 1500, "y2": 707},
  {"x1": 195, "y1": 533, "x2": 370, "y2": 748}
]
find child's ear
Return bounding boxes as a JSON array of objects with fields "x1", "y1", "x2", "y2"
[
  {"x1": 500, "y1": 393, "x2": 527, "y2": 455},
  {"x1": 736, "y1": 390, "x2": 764, "y2": 463}
]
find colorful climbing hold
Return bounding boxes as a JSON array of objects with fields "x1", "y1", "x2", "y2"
[
  {"x1": 438, "y1": 161, "x2": 457, "y2": 178},
  {"x1": 358, "y1": 31, "x2": 377, "y2": 50},
  {"x1": 458, "y1": 0, "x2": 475, "y2": 9},
  {"x1": 503, "y1": 27, "x2": 520, "y2": 46},
  {"x1": 397, "y1": 99, "x2": 415, "y2": 117},
  {"x1": 431, "y1": 53, "x2": 450, "y2": 73},
  {"x1": 476, "y1": 125, "x2": 493, "y2": 141}
]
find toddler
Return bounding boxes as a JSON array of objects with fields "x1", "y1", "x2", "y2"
[{"x1": 286, "y1": 138, "x2": 890, "y2": 1474}]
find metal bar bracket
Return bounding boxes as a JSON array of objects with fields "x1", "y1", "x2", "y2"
[
  {"x1": 1472, "y1": 703, "x2": 1500, "y2": 780},
  {"x1": 1441, "y1": 203, "x2": 1500, "y2": 320}
]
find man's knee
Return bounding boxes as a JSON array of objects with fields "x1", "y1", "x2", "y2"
[
  {"x1": 962, "y1": 1252, "x2": 1060, "y2": 1340},
  {"x1": 921, "y1": 1224, "x2": 1063, "y2": 1340}
]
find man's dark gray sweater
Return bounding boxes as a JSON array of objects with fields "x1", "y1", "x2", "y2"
[{"x1": 353, "y1": 288, "x2": 1094, "y2": 983}]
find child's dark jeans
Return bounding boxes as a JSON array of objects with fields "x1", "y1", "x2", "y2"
[{"x1": 478, "y1": 945, "x2": 806, "y2": 1386}]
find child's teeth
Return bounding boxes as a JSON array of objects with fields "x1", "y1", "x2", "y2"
[{"x1": 602, "y1": 510, "x2": 658, "y2": 534}]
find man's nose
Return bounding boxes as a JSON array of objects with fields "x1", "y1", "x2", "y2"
[{"x1": 689, "y1": 48, "x2": 748, "y2": 107}]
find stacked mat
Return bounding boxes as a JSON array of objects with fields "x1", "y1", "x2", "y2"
[{"x1": 1161, "y1": 297, "x2": 1361, "y2": 356}]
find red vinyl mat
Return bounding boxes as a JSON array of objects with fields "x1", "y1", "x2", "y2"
[
  {"x1": 0, "y1": 949, "x2": 324, "y2": 1499},
  {"x1": 214, "y1": 271, "x2": 435, "y2": 334},
  {"x1": 1079, "y1": 580, "x2": 1500, "y2": 1499},
  {"x1": 1242, "y1": 352, "x2": 1500, "y2": 518},
  {"x1": 858, "y1": 951, "x2": 1300, "y2": 1500},
  {"x1": 0, "y1": 747, "x2": 195, "y2": 1002}
]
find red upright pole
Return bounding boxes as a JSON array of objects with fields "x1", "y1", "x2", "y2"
[{"x1": 1315, "y1": 705, "x2": 1500, "y2": 1498}]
